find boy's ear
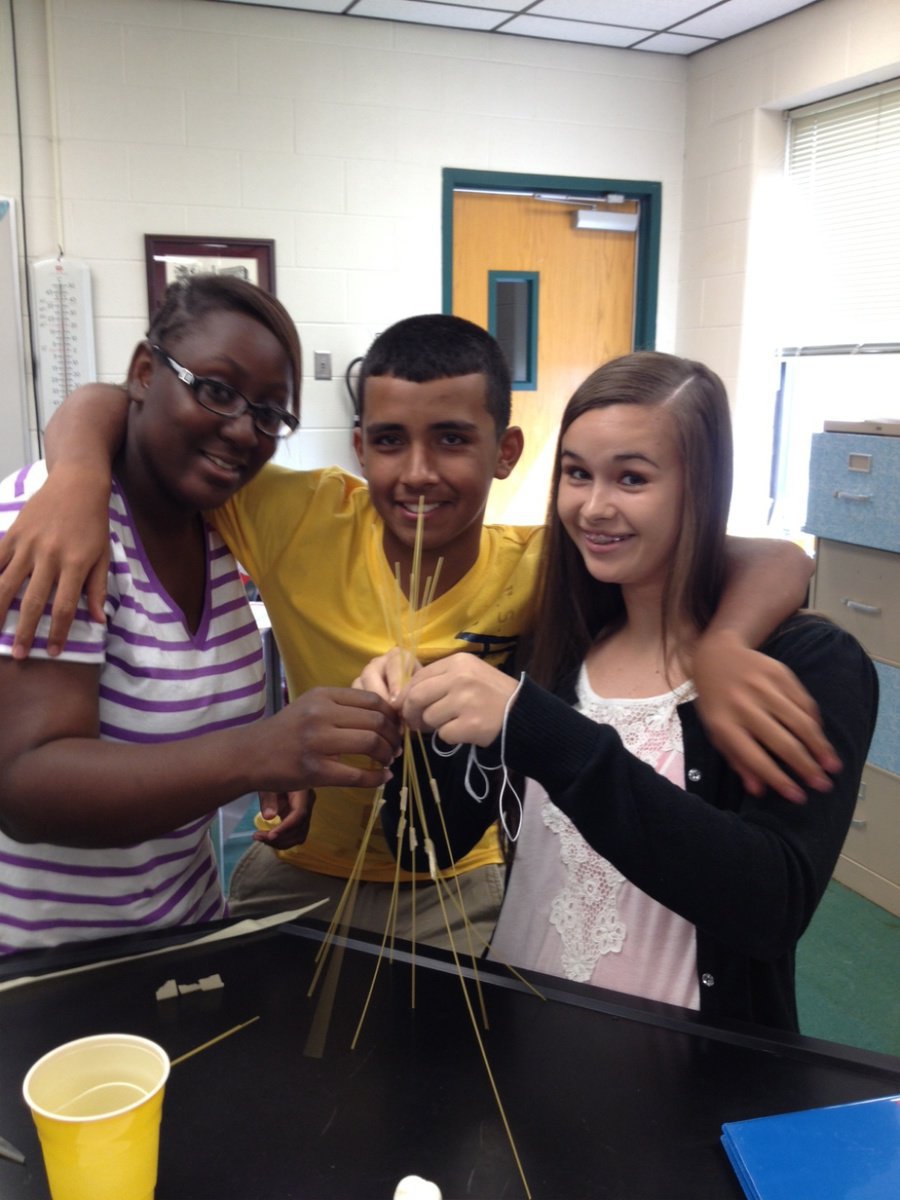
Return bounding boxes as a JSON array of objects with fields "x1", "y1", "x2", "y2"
[
  {"x1": 494, "y1": 425, "x2": 524, "y2": 480},
  {"x1": 127, "y1": 340, "x2": 154, "y2": 400},
  {"x1": 352, "y1": 425, "x2": 365, "y2": 474}
]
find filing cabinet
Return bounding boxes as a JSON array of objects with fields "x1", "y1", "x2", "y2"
[{"x1": 805, "y1": 426, "x2": 900, "y2": 915}]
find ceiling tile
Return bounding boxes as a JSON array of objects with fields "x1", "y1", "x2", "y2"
[
  {"x1": 218, "y1": 0, "x2": 348, "y2": 10},
  {"x1": 350, "y1": 0, "x2": 506, "y2": 32},
  {"x1": 533, "y1": 0, "x2": 702, "y2": 26},
  {"x1": 421, "y1": 0, "x2": 521, "y2": 10},
  {"x1": 635, "y1": 31, "x2": 717, "y2": 54},
  {"x1": 674, "y1": 0, "x2": 818, "y2": 39},
  {"x1": 502, "y1": 15, "x2": 646, "y2": 46}
]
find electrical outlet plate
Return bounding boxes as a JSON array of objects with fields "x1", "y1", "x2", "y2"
[{"x1": 313, "y1": 351, "x2": 332, "y2": 381}]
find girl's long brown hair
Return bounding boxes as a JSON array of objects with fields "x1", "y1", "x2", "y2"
[{"x1": 528, "y1": 352, "x2": 733, "y2": 690}]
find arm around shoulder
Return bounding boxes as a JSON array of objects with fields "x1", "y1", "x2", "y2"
[
  {"x1": 717, "y1": 536, "x2": 813, "y2": 645},
  {"x1": 763, "y1": 615, "x2": 878, "y2": 805},
  {"x1": 693, "y1": 539, "x2": 839, "y2": 802}
]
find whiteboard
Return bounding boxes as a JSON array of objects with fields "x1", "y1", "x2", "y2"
[{"x1": 0, "y1": 198, "x2": 33, "y2": 474}]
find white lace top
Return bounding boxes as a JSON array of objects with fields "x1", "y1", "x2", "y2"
[{"x1": 488, "y1": 664, "x2": 701, "y2": 1010}]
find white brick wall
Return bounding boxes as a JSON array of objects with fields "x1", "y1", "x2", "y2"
[
  {"x1": 2, "y1": 0, "x2": 898, "y2": 506},
  {"x1": 0, "y1": 0, "x2": 686, "y2": 473}
]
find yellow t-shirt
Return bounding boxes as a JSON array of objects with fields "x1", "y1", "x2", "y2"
[
  {"x1": 217, "y1": 463, "x2": 542, "y2": 888},
  {"x1": 215, "y1": 464, "x2": 544, "y2": 881}
]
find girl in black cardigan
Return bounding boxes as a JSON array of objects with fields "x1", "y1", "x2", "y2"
[{"x1": 372, "y1": 352, "x2": 877, "y2": 1031}]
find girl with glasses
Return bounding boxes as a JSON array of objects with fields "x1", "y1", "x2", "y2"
[{"x1": 0, "y1": 274, "x2": 399, "y2": 954}]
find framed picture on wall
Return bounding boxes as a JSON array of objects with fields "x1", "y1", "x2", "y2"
[{"x1": 144, "y1": 235, "x2": 276, "y2": 316}]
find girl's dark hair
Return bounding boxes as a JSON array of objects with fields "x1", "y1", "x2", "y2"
[
  {"x1": 529, "y1": 351, "x2": 733, "y2": 690},
  {"x1": 357, "y1": 314, "x2": 512, "y2": 433},
  {"x1": 147, "y1": 275, "x2": 302, "y2": 414}
]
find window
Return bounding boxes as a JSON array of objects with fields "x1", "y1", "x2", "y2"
[
  {"x1": 771, "y1": 82, "x2": 900, "y2": 542},
  {"x1": 488, "y1": 271, "x2": 538, "y2": 390}
]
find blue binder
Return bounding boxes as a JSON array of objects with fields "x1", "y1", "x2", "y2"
[{"x1": 721, "y1": 1094, "x2": 900, "y2": 1200}]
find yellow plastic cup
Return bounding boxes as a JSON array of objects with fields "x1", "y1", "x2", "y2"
[{"x1": 22, "y1": 1033, "x2": 170, "y2": 1200}]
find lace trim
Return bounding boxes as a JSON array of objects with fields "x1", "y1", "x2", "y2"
[
  {"x1": 544, "y1": 800, "x2": 625, "y2": 980},
  {"x1": 544, "y1": 667, "x2": 695, "y2": 983},
  {"x1": 574, "y1": 666, "x2": 695, "y2": 761}
]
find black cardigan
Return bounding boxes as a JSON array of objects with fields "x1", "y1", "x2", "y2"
[{"x1": 382, "y1": 616, "x2": 878, "y2": 1031}]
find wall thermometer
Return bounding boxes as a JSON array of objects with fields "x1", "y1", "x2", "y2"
[{"x1": 32, "y1": 255, "x2": 97, "y2": 432}]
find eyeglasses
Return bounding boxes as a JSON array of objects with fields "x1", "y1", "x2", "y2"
[{"x1": 150, "y1": 344, "x2": 299, "y2": 439}]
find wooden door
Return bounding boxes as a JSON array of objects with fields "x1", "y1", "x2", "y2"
[{"x1": 453, "y1": 191, "x2": 637, "y2": 524}]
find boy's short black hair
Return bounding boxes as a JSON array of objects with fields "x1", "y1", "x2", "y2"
[{"x1": 357, "y1": 314, "x2": 512, "y2": 434}]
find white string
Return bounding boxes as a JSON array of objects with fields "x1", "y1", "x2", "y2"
[
  {"x1": 429, "y1": 731, "x2": 494, "y2": 802},
  {"x1": 428, "y1": 673, "x2": 526, "y2": 839},
  {"x1": 430, "y1": 732, "x2": 462, "y2": 758},
  {"x1": 496, "y1": 673, "x2": 526, "y2": 842}
]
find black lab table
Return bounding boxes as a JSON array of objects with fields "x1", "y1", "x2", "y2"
[{"x1": 0, "y1": 920, "x2": 897, "y2": 1199}]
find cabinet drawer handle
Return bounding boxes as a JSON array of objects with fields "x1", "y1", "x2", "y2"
[
  {"x1": 850, "y1": 818, "x2": 867, "y2": 830},
  {"x1": 832, "y1": 490, "x2": 872, "y2": 502},
  {"x1": 841, "y1": 598, "x2": 882, "y2": 616}
]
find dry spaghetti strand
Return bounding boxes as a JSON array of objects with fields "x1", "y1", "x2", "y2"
[{"x1": 310, "y1": 498, "x2": 533, "y2": 1197}]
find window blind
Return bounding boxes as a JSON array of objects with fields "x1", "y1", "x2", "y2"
[{"x1": 783, "y1": 82, "x2": 900, "y2": 349}]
